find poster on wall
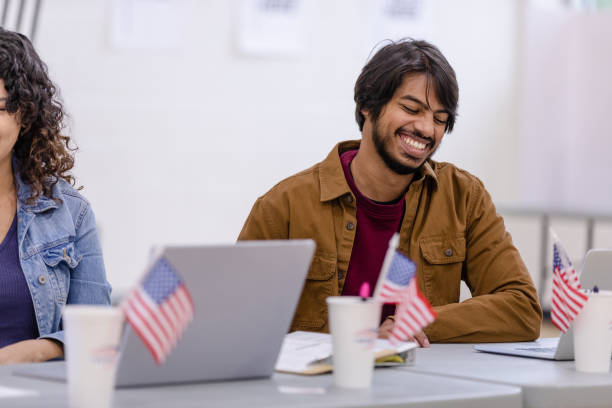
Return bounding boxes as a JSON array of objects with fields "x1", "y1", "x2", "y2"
[
  {"x1": 235, "y1": 0, "x2": 305, "y2": 57},
  {"x1": 109, "y1": 0, "x2": 187, "y2": 50},
  {"x1": 367, "y1": 0, "x2": 433, "y2": 54}
]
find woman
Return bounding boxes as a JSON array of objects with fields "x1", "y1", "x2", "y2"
[{"x1": 0, "y1": 28, "x2": 110, "y2": 363}]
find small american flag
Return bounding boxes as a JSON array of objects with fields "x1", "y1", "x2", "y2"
[
  {"x1": 123, "y1": 257, "x2": 194, "y2": 364},
  {"x1": 550, "y1": 241, "x2": 588, "y2": 332},
  {"x1": 376, "y1": 251, "x2": 436, "y2": 344}
]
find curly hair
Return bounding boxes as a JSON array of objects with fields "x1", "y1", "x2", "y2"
[{"x1": 0, "y1": 27, "x2": 76, "y2": 203}]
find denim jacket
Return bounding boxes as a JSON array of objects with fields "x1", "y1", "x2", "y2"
[{"x1": 15, "y1": 173, "x2": 111, "y2": 345}]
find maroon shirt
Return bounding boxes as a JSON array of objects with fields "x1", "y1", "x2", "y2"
[{"x1": 340, "y1": 150, "x2": 405, "y2": 322}]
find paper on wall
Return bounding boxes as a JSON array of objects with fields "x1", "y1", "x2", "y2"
[
  {"x1": 109, "y1": 0, "x2": 186, "y2": 50},
  {"x1": 236, "y1": 0, "x2": 305, "y2": 57},
  {"x1": 367, "y1": 0, "x2": 433, "y2": 54}
]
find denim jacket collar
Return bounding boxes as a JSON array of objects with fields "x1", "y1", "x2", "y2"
[{"x1": 14, "y1": 162, "x2": 59, "y2": 214}]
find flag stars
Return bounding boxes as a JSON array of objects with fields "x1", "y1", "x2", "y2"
[{"x1": 143, "y1": 259, "x2": 183, "y2": 304}]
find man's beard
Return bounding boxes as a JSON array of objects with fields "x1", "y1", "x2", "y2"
[{"x1": 372, "y1": 123, "x2": 428, "y2": 176}]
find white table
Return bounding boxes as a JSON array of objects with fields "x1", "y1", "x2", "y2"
[
  {"x1": 1, "y1": 361, "x2": 522, "y2": 408},
  {"x1": 403, "y1": 344, "x2": 612, "y2": 408}
]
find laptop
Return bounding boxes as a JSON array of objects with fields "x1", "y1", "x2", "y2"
[
  {"x1": 474, "y1": 248, "x2": 612, "y2": 360},
  {"x1": 15, "y1": 240, "x2": 316, "y2": 386}
]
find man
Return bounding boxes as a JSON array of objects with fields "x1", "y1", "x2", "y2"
[{"x1": 239, "y1": 40, "x2": 541, "y2": 346}]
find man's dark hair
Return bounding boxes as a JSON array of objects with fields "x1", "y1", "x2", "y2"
[{"x1": 354, "y1": 39, "x2": 458, "y2": 133}]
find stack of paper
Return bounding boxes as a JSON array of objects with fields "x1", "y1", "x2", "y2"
[{"x1": 275, "y1": 331, "x2": 417, "y2": 375}]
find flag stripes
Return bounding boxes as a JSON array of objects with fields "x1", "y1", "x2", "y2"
[
  {"x1": 123, "y1": 257, "x2": 194, "y2": 364},
  {"x1": 390, "y1": 281, "x2": 436, "y2": 343},
  {"x1": 375, "y1": 250, "x2": 436, "y2": 345},
  {"x1": 550, "y1": 241, "x2": 588, "y2": 333}
]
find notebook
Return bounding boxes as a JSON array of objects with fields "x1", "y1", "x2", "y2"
[
  {"x1": 474, "y1": 248, "x2": 612, "y2": 360},
  {"x1": 274, "y1": 331, "x2": 417, "y2": 375},
  {"x1": 14, "y1": 240, "x2": 316, "y2": 386}
]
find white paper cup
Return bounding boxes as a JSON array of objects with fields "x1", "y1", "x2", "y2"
[
  {"x1": 326, "y1": 296, "x2": 381, "y2": 388},
  {"x1": 573, "y1": 290, "x2": 612, "y2": 373},
  {"x1": 63, "y1": 305, "x2": 123, "y2": 408}
]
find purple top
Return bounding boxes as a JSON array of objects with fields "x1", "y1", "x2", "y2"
[
  {"x1": 339, "y1": 150, "x2": 405, "y2": 322},
  {"x1": 0, "y1": 214, "x2": 39, "y2": 347}
]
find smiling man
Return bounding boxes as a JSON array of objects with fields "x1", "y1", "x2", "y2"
[{"x1": 239, "y1": 40, "x2": 542, "y2": 346}]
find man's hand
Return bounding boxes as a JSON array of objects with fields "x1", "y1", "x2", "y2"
[
  {"x1": 378, "y1": 317, "x2": 430, "y2": 348},
  {"x1": 0, "y1": 339, "x2": 64, "y2": 365},
  {"x1": 378, "y1": 317, "x2": 395, "y2": 339}
]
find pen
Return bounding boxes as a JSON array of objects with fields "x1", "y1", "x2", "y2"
[{"x1": 359, "y1": 282, "x2": 370, "y2": 301}]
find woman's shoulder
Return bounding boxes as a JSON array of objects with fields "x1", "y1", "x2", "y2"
[
  {"x1": 17, "y1": 178, "x2": 97, "y2": 249},
  {"x1": 52, "y1": 178, "x2": 90, "y2": 205},
  {"x1": 16, "y1": 172, "x2": 90, "y2": 208},
  {"x1": 50, "y1": 179, "x2": 93, "y2": 219}
]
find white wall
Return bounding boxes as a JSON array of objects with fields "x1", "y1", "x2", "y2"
[
  {"x1": 519, "y1": 4, "x2": 612, "y2": 213},
  {"x1": 33, "y1": 0, "x2": 524, "y2": 292}
]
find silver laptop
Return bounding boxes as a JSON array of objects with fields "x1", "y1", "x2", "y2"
[
  {"x1": 14, "y1": 240, "x2": 316, "y2": 386},
  {"x1": 474, "y1": 248, "x2": 612, "y2": 360}
]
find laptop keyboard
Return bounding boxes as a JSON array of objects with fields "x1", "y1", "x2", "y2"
[{"x1": 515, "y1": 347, "x2": 556, "y2": 353}]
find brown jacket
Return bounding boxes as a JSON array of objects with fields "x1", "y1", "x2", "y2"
[{"x1": 239, "y1": 141, "x2": 542, "y2": 343}]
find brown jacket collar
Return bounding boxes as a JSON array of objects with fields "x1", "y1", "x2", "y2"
[{"x1": 318, "y1": 140, "x2": 439, "y2": 202}]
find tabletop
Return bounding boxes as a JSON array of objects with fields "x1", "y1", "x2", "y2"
[
  {"x1": 0, "y1": 361, "x2": 522, "y2": 408},
  {"x1": 403, "y1": 343, "x2": 612, "y2": 408}
]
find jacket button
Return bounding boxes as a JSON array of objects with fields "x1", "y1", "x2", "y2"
[
  {"x1": 338, "y1": 270, "x2": 345, "y2": 279},
  {"x1": 346, "y1": 222, "x2": 354, "y2": 231},
  {"x1": 38, "y1": 275, "x2": 47, "y2": 284},
  {"x1": 444, "y1": 248, "x2": 453, "y2": 257},
  {"x1": 346, "y1": 195, "x2": 354, "y2": 204}
]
